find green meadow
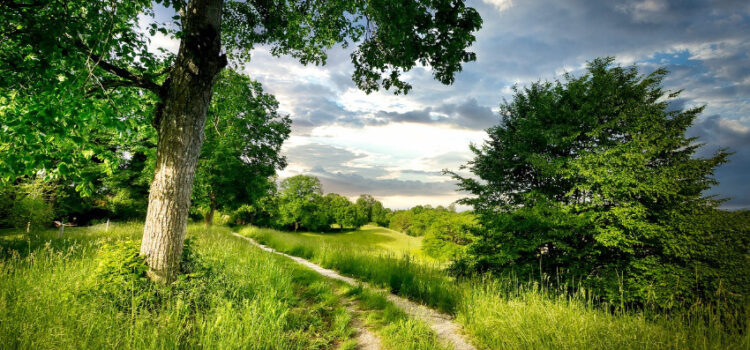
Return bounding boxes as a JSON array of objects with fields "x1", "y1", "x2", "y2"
[
  {"x1": 242, "y1": 224, "x2": 750, "y2": 350},
  {"x1": 0, "y1": 223, "x2": 444, "y2": 349}
]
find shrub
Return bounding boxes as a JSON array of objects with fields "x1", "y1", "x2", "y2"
[{"x1": 91, "y1": 237, "x2": 215, "y2": 312}]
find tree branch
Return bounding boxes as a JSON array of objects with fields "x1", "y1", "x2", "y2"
[{"x1": 73, "y1": 39, "x2": 162, "y2": 95}]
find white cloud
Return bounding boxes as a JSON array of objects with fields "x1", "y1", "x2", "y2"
[{"x1": 482, "y1": 0, "x2": 513, "y2": 13}]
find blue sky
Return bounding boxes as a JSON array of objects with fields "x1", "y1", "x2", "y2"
[{"x1": 153, "y1": 0, "x2": 750, "y2": 209}]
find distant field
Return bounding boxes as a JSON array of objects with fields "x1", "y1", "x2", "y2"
[{"x1": 243, "y1": 224, "x2": 438, "y2": 262}]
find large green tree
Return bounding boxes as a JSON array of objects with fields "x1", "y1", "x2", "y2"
[
  {"x1": 324, "y1": 193, "x2": 360, "y2": 230},
  {"x1": 1, "y1": 0, "x2": 482, "y2": 282},
  {"x1": 452, "y1": 58, "x2": 742, "y2": 307},
  {"x1": 193, "y1": 70, "x2": 290, "y2": 225},
  {"x1": 277, "y1": 175, "x2": 328, "y2": 232}
]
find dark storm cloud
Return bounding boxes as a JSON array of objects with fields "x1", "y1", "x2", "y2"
[
  {"x1": 688, "y1": 114, "x2": 750, "y2": 208},
  {"x1": 373, "y1": 99, "x2": 497, "y2": 130}
]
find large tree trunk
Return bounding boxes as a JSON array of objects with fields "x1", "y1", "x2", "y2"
[{"x1": 140, "y1": 0, "x2": 226, "y2": 284}]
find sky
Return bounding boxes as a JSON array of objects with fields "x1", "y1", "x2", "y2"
[{"x1": 152, "y1": 0, "x2": 750, "y2": 210}]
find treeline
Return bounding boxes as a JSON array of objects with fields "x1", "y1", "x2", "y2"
[
  {"x1": 0, "y1": 172, "x2": 390, "y2": 234},
  {"x1": 231, "y1": 175, "x2": 390, "y2": 232}
]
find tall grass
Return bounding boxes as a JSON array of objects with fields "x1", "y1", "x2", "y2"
[
  {"x1": 0, "y1": 223, "x2": 354, "y2": 349},
  {"x1": 243, "y1": 226, "x2": 460, "y2": 314},
  {"x1": 241, "y1": 225, "x2": 750, "y2": 350}
]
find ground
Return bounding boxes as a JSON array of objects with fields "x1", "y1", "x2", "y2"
[{"x1": 0, "y1": 222, "x2": 746, "y2": 349}]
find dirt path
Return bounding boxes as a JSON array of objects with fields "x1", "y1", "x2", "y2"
[
  {"x1": 345, "y1": 302, "x2": 382, "y2": 350},
  {"x1": 231, "y1": 232, "x2": 476, "y2": 350}
]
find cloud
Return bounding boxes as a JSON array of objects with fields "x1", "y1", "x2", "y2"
[
  {"x1": 309, "y1": 167, "x2": 459, "y2": 198},
  {"x1": 281, "y1": 143, "x2": 463, "y2": 206},
  {"x1": 374, "y1": 98, "x2": 497, "y2": 130},
  {"x1": 482, "y1": 0, "x2": 514, "y2": 12}
]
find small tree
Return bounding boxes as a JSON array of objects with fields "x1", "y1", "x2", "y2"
[
  {"x1": 452, "y1": 58, "x2": 738, "y2": 308},
  {"x1": 7, "y1": 177, "x2": 55, "y2": 230}
]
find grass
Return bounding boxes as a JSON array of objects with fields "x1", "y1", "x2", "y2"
[
  {"x1": 0, "y1": 222, "x2": 453, "y2": 349},
  {"x1": 343, "y1": 284, "x2": 448, "y2": 350},
  {"x1": 240, "y1": 224, "x2": 750, "y2": 350},
  {"x1": 257, "y1": 224, "x2": 431, "y2": 260},
  {"x1": 0, "y1": 223, "x2": 356, "y2": 349},
  {"x1": 242, "y1": 225, "x2": 460, "y2": 314}
]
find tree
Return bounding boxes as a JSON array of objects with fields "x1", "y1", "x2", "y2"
[
  {"x1": 2, "y1": 0, "x2": 482, "y2": 282},
  {"x1": 353, "y1": 194, "x2": 375, "y2": 225},
  {"x1": 452, "y1": 58, "x2": 737, "y2": 307},
  {"x1": 371, "y1": 201, "x2": 391, "y2": 227},
  {"x1": 422, "y1": 211, "x2": 475, "y2": 260},
  {"x1": 193, "y1": 70, "x2": 290, "y2": 225},
  {"x1": 324, "y1": 193, "x2": 358, "y2": 230},
  {"x1": 277, "y1": 175, "x2": 328, "y2": 232}
]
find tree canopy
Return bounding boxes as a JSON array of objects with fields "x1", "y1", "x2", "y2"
[
  {"x1": 193, "y1": 70, "x2": 291, "y2": 224},
  {"x1": 452, "y1": 57, "x2": 746, "y2": 308}
]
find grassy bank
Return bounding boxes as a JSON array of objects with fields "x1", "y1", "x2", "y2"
[{"x1": 241, "y1": 225, "x2": 750, "y2": 350}]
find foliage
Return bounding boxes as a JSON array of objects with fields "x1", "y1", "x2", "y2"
[
  {"x1": 354, "y1": 194, "x2": 390, "y2": 227},
  {"x1": 5, "y1": 177, "x2": 55, "y2": 229},
  {"x1": 193, "y1": 70, "x2": 291, "y2": 219},
  {"x1": 324, "y1": 193, "x2": 361, "y2": 230},
  {"x1": 451, "y1": 57, "x2": 744, "y2": 310},
  {"x1": 389, "y1": 205, "x2": 459, "y2": 237},
  {"x1": 92, "y1": 239, "x2": 153, "y2": 309},
  {"x1": 422, "y1": 211, "x2": 476, "y2": 260},
  {"x1": 277, "y1": 175, "x2": 329, "y2": 231},
  {"x1": 8, "y1": 195, "x2": 54, "y2": 230},
  {"x1": 0, "y1": 0, "x2": 161, "y2": 191}
]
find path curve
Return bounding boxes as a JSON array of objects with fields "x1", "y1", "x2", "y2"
[{"x1": 231, "y1": 232, "x2": 476, "y2": 350}]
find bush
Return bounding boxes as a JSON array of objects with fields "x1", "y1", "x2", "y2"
[
  {"x1": 91, "y1": 237, "x2": 215, "y2": 312},
  {"x1": 422, "y1": 212, "x2": 475, "y2": 260}
]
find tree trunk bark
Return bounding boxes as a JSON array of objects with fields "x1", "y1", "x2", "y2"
[{"x1": 140, "y1": 0, "x2": 226, "y2": 284}]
